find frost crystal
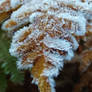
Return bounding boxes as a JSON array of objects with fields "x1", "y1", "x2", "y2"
[{"x1": 0, "y1": 0, "x2": 92, "y2": 92}]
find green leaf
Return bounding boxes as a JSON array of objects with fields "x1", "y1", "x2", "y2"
[{"x1": 0, "y1": 30, "x2": 24, "y2": 91}]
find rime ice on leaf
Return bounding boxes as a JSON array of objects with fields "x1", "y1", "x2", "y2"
[
  {"x1": 9, "y1": 15, "x2": 78, "y2": 92},
  {"x1": 0, "y1": 0, "x2": 92, "y2": 92},
  {"x1": 0, "y1": 0, "x2": 30, "y2": 13},
  {"x1": 0, "y1": 0, "x2": 30, "y2": 23}
]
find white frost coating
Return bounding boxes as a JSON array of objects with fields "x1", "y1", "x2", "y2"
[
  {"x1": 11, "y1": 3, "x2": 31, "y2": 19},
  {"x1": 2, "y1": 3, "x2": 32, "y2": 31},
  {"x1": 9, "y1": 25, "x2": 42, "y2": 57},
  {"x1": 10, "y1": 0, "x2": 31, "y2": 8},
  {"x1": 23, "y1": 29, "x2": 43, "y2": 44},
  {"x1": 10, "y1": 0, "x2": 21, "y2": 9},
  {"x1": 42, "y1": 47, "x2": 73, "y2": 77},
  {"x1": 29, "y1": 12, "x2": 43, "y2": 23},
  {"x1": 41, "y1": 53, "x2": 63, "y2": 92},
  {"x1": 2, "y1": 0, "x2": 92, "y2": 92},
  {"x1": 2, "y1": 18, "x2": 29, "y2": 31},
  {"x1": 58, "y1": 0, "x2": 92, "y2": 13},
  {"x1": 65, "y1": 49, "x2": 74, "y2": 61},
  {"x1": 2, "y1": 0, "x2": 89, "y2": 36},
  {"x1": 17, "y1": 58, "x2": 33, "y2": 69},
  {"x1": 32, "y1": 78, "x2": 39, "y2": 85},
  {"x1": 48, "y1": 78, "x2": 55, "y2": 92},
  {"x1": 9, "y1": 26, "x2": 30, "y2": 57},
  {"x1": 71, "y1": 36, "x2": 79, "y2": 50},
  {"x1": 43, "y1": 35, "x2": 72, "y2": 51},
  {"x1": 44, "y1": 51, "x2": 64, "y2": 67},
  {"x1": 2, "y1": 19, "x2": 16, "y2": 31},
  {"x1": 42, "y1": 62, "x2": 63, "y2": 77},
  {"x1": 57, "y1": 13, "x2": 86, "y2": 35},
  {"x1": 0, "y1": 0, "x2": 10, "y2": 13},
  {"x1": 42, "y1": 67, "x2": 60, "y2": 92},
  {"x1": 10, "y1": 0, "x2": 47, "y2": 19}
]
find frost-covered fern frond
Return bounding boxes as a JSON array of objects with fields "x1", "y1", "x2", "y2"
[{"x1": 0, "y1": 0, "x2": 92, "y2": 92}]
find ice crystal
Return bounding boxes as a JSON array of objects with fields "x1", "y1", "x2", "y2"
[{"x1": 0, "y1": 0, "x2": 92, "y2": 92}]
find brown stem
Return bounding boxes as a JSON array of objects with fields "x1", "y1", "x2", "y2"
[{"x1": 31, "y1": 56, "x2": 52, "y2": 92}]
